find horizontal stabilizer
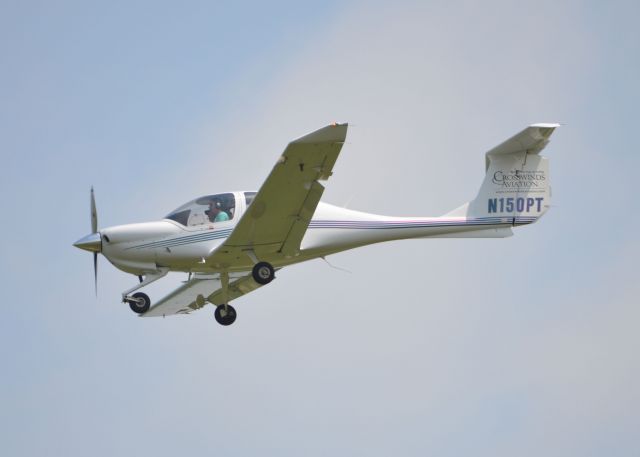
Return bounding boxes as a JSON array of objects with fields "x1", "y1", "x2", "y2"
[{"x1": 485, "y1": 123, "x2": 559, "y2": 170}]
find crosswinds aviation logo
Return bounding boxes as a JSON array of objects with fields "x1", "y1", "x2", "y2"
[{"x1": 492, "y1": 170, "x2": 545, "y2": 189}]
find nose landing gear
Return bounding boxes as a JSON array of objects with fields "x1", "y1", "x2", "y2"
[
  {"x1": 121, "y1": 268, "x2": 167, "y2": 315},
  {"x1": 126, "y1": 292, "x2": 151, "y2": 314}
]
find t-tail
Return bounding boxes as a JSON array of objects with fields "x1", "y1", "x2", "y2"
[{"x1": 444, "y1": 123, "x2": 559, "y2": 236}]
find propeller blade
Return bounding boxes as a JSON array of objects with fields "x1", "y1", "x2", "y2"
[
  {"x1": 93, "y1": 252, "x2": 99, "y2": 296},
  {"x1": 90, "y1": 187, "x2": 98, "y2": 234},
  {"x1": 91, "y1": 187, "x2": 99, "y2": 296}
]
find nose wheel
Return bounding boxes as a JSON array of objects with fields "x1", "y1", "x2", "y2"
[
  {"x1": 252, "y1": 261, "x2": 275, "y2": 285},
  {"x1": 126, "y1": 292, "x2": 151, "y2": 314},
  {"x1": 214, "y1": 305, "x2": 237, "y2": 326},
  {"x1": 120, "y1": 269, "x2": 167, "y2": 315}
]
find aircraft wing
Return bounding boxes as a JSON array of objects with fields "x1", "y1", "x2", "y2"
[
  {"x1": 210, "y1": 123, "x2": 348, "y2": 263},
  {"x1": 141, "y1": 273, "x2": 263, "y2": 317}
]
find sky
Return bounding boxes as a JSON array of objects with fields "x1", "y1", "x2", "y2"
[{"x1": 1, "y1": 1, "x2": 639, "y2": 456}]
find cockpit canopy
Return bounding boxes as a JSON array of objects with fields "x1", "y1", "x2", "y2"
[{"x1": 165, "y1": 193, "x2": 236, "y2": 227}]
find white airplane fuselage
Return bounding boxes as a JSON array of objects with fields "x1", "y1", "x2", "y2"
[{"x1": 98, "y1": 191, "x2": 524, "y2": 276}]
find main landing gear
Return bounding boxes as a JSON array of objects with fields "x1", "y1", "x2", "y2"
[
  {"x1": 214, "y1": 304, "x2": 237, "y2": 326},
  {"x1": 214, "y1": 270, "x2": 237, "y2": 326},
  {"x1": 212, "y1": 260, "x2": 274, "y2": 326},
  {"x1": 252, "y1": 261, "x2": 275, "y2": 285}
]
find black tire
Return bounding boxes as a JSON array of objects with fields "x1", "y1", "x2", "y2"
[
  {"x1": 214, "y1": 304, "x2": 237, "y2": 326},
  {"x1": 252, "y1": 261, "x2": 275, "y2": 285},
  {"x1": 129, "y1": 292, "x2": 151, "y2": 314}
]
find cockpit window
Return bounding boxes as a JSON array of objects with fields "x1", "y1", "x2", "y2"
[
  {"x1": 244, "y1": 191, "x2": 257, "y2": 207},
  {"x1": 165, "y1": 193, "x2": 236, "y2": 226}
]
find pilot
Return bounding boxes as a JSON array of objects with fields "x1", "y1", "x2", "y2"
[{"x1": 206, "y1": 199, "x2": 230, "y2": 223}]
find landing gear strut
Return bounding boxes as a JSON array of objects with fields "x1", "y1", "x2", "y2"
[
  {"x1": 214, "y1": 304, "x2": 237, "y2": 326},
  {"x1": 213, "y1": 271, "x2": 237, "y2": 326},
  {"x1": 252, "y1": 261, "x2": 275, "y2": 285}
]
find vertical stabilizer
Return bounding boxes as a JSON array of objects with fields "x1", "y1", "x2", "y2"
[{"x1": 445, "y1": 124, "x2": 558, "y2": 226}]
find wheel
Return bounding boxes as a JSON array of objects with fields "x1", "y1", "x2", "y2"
[
  {"x1": 252, "y1": 261, "x2": 275, "y2": 285},
  {"x1": 214, "y1": 304, "x2": 237, "y2": 326},
  {"x1": 129, "y1": 292, "x2": 151, "y2": 314}
]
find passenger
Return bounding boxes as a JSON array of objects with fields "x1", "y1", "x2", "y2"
[{"x1": 206, "y1": 199, "x2": 229, "y2": 222}]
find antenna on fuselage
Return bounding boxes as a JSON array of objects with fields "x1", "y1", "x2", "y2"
[{"x1": 320, "y1": 256, "x2": 352, "y2": 274}]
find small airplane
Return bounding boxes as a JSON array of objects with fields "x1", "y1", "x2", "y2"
[{"x1": 74, "y1": 122, "x2": 558, "y2": 325}]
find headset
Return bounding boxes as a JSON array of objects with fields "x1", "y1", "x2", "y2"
[{"x1": 205, "y1": 199, "x2": 222, "y2": 217}]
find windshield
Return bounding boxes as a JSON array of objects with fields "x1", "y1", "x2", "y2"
[{"x1": 165, "y1": 193, "x2": 236, "y2": 226}]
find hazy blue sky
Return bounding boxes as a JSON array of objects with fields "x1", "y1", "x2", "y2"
[{"x1": 1, "y1": 1, "x2": 639, "y2": 456}]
